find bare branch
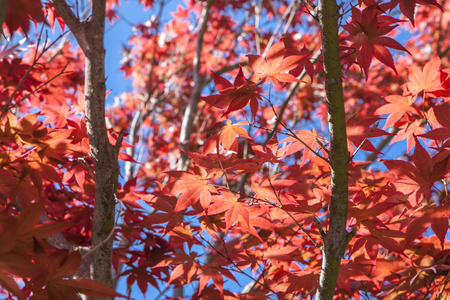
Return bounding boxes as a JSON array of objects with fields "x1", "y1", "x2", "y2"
[
  {"x1": 178, "y1": 0, "x2": 215, "y2": 171},
  {"x1": 50, "y1": 0, "x2": 88, "y2": 51},
  {"x1": 266, "y1": 96, "x2": 329, "y2": 163},
  {"x1": 350, "y1": 121, "x2": 380, "y2": 160},
  {"x1": 263, "y1": 0, "x2": 300, "y2": 57}
]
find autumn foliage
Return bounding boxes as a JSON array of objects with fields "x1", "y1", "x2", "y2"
[{"x1": 1, "y1": 0, "x2": 450, "y2": 299}]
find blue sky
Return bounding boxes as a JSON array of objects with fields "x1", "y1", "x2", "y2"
[{"x1": 104, "y1": 0, "x2": 181, "y2": 101}]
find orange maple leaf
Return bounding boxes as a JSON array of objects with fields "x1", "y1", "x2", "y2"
[
  {"x1": 247, "y1": 40, "x2": 305, "y2": 89},
  {"x1": 168, "y1": 169, "x2": 218, "y2": 212},
  {"x1": 218, "y1": 119, "x2": 250, "y2": 150},
  {"x1": 375, "y1": 95, "x2": 418, "y2": 129},
  {"x1": 404, "y1": 56, "x2": 443, "y2": 97},
  {"x1": 208, "y1": 190, "x2": 250, "y2": 232}
]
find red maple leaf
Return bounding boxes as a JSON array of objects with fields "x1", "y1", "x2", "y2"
[
  {"x1": 4, "y1": 0, "x2": 46, "y2": 34},
  {"x1": 388, "y1": 0, "x2": 443, "y2": 26},
  {"x1": 375, "y1": 95, "x2": 418, "y2": 129},
  {"x1": 421, "y1": 106, "x2": 450, "y2": 140},
  {"x1": 283, "y1": 44, "x2": 314, "y2": 80},
  {"x1": 251, "y1": 174, "x2": 297, "y2": 206},
  {"x1": 208, "y1": 189, "x2": 250, "y2": 232},
  {"x1": 346, "y1": 117, "x2": 391, "y2": 154},
  {"x1": 139, "y1": 193, "x2": 184, "y2": 234},
  {"x1": 198, "y1": 263, "x2": 237, "y2": 295},
  {"x1": 404, "y1": 204, "x2": 450, "y2": 248},
  {"x1": 390, "y1": 120, "x2": 426, "y2": 153},
  {"x1": 186, "y1": 149, "x2": 260, "y2": 175},
  {"x1": 45, "y1": 4, "x2": 65, "y2": 33},
  {"x1": 342, "y1": 5, "x2": 410, "y2": 77},
  {"x1": 168, "y1": 169, "x2": 218, "y2": 212},
  {"x1": 383, "y1": 138, "x2": 450, "y2": 204},
  {"x1": 201, "y1": 66, "x2": 262, "y2": 116},
  {"x1": 218, "y1": 120, "x2": 250, "y2": 150},
  {"x1": 247, "y1": 40, "x2": 306, "y2": 89},
  {"x1": 280, "y1": 128, "x2": 323, "y2": 164}
]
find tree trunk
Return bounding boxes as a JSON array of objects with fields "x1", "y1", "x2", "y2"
[
  {"x1": 52, "y1": 1, "x2": 119, "y2": 299},
  {"x1": 316, "y1": 0, "x2": 353, "y2": 299}
]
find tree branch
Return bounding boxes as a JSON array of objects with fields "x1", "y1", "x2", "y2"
[
  {"x1": 177, "y1": 0, "x2": 215, "y2": 171},
  {"x1": 50, "y1": 0, "x2": 88, "y2": 51},
  {"x1": 316, "y1": 0, "x2": 350, "y2": 299},
  {"x1": 54, "y1": 1, "x2": 119, "y2": 299}
]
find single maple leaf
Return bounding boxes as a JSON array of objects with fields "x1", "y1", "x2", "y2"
[
  {"x1": 420, "y1": 106, "x2": 450, "y2": 140},
  {"x1": 383, "y1": 138, "x2": 450, "y2": 203},
  {"x1": 390, "y1": 120, "x2": 426, "y2": 153},
  {"x1": 165, "y1": 252, "x2": 200, "y2": 286},
  {"x1": 4, "y1": 0, "x2": 46, "y2": 35},
  {"x1": 168, "y1": 169, "x2": 218, "y2": 212},
  {"x1": 342, "y1": 5, "x2": 410, "y2": 77},
  {"x1": 283, "y1": 43, "x2": 314, "y2": 80},
  {"x1": 208, "y1": 189, "x2": 249, "y2": 232},
  {"x1": 201, "y1": 66, "x2": 262, "y2": 116},
  {"x1": 198, "y1": 263, "x2": 237, "y2": 296},
  {"x1": 41, "y1": 102, "x2": 73, "y2": 127},
  {"x1": 280, "y1": 128, "x2": 323, "y2": 164},
  {"x1": 171, "y1": 4, "x2": 189, "y2": 19},
  {"x1": 139, "y1": 193, "x2": 184, "y2": 234},
  {"x1": 247, "y1": 40, "x2": 306, "y2": 89},
  {"x1": 404, "y1": 204, "x2": 450, "y2": 248},
  {"x1": 404, "y1": 56, "x2": 443, "y2": 98},
  {"x1": 218, "y1": 119, "x2": 250, "y2": 150},
  {"x1": 346, "y1": 117, "x2": 391, "y2": 154},
  {"x1": 388, "y1": 0, "x2": 443, "y2": 26},
  {"x1": 375, "y1": 95, "x2": 418, "y2": 129},
  {"x1": 250, "y1": 137, "x2": 284, "y2": 164}
]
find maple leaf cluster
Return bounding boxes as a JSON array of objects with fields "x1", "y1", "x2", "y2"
[{"x1": 1, "y1": 0, "x2": 450, "y2": 299}]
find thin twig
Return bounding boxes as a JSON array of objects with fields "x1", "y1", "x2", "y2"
[
  {"x1": 267, "y1": 177, "x2": 321, "y2": 249},
  {"x1": 263, "y1": 0, "x2": 299, "y2": 57},
  {"x1": 314, "y1": 217, "x2": 326, "y2": 238},
  {"x1": 363, "y1": 126, "x2": 399, "y2": 169},
  {"x1": 3, "y1": 63, "x2": 71, "y2": 116},
  {"x1": 196, "y1": 232, "x2": 281, "y2": 296},
  {"x1": 266, "y1": 95, "x2": 328, "y2": 163},
  {"x1": 300, "y1": 0, "x2": 319, "y2": 21},
  {"x1": 82, "y1": 200, "x2": 122, "y2": 259},
  {"x1": 350, "y1": 121, "x2": 380, "y2": 160}
]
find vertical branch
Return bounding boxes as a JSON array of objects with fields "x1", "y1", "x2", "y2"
[
  {"x1": 52, "y1": 1, "x2": 119, "y2": 299},
  {"x1": 316, "y1": 0, "x2": 354, "y2": 299},
  {"x1": 177, "y1": 0, "x2": 215, "y2": 171},
  {"x1": 125, "y1": 1, "x2": 165, "y2": 180},
  {"x1": 84, "y1": 1, "x2": 120, "y2": 298},
  {"x1": 0, "y1": 0, "x2": 7, "y2": 37}
]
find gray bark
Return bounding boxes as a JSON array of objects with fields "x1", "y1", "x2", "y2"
[{"x1": 51, "y1": 1, "x2": 120, "y2": 299}]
